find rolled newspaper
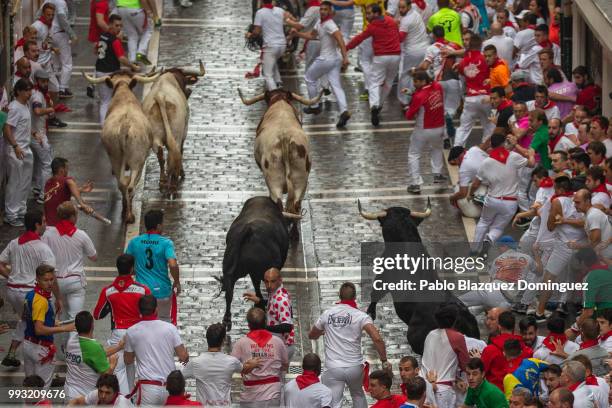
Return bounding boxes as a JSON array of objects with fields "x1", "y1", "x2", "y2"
[{"x1": 74, "y1": 203, "x2": 112, "y2": 225}]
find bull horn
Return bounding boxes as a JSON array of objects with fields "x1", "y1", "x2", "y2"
[
  {"x1": 282, "y1": 211, "x2": 302, "y2": 220},
  {"x1": 357, "y1": 199, "x2": 387, "y2": 220},
  {"x1": 290, "y1": 90, "x2": 323, "y2": 106},
  {"x1": 133, "y1": 72, "x2": 162, "y2": 83},
  {"x1": 410, "y1": 197, "x2": 432, "y2": 219},
  {"x1": 180, "y1": 60, "x2": 206, "y2": 77},
  {"x1": 238, "y1": 88, "x2": 265, "y2": 105},
  {"x1": 82, "y1": 72, "x2": 109, "y2": 84}
]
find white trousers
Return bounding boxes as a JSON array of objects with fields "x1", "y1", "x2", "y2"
[
  {"x1": 408, "y1": 127, "x2": 445, "y2": 186},
  {"x1": 333, "y1": 8, "x2": 354, "y2": 43},
  {"x1": 321, "y1": 365, "x2": 367, "y2": 408},
  {"x1": 6, "y1": 287, "x2": 30, "y2": 343},
  {"x1": 5, "y1": 148, "x2": 33, "y2": 223},
  {"x1": 262, "y1": 46, "x2": 286, "y2": 90},
  {"x1": 31, "y1": 135, "x2": 53, "y2": 195},
  {"x1": 454, "y1": 95, "x2": 495, "y2": 147},
  {"x1": 517, "y1": 167, "x2": 533, "y2": 212},
  {"x1": 51, "y1": 32, "x2": 72, "y2": 91},
  {"x1": 117, "y1": 7, "x2": 152, "y2": 62},
  {"x1": 473, "y1": 196, "x2": 517, "y2": 246},
  {"x1": 23, "y1": 340, "x2": 55, "y2": 389},
  {"x1": 358, "y1": 38, "x2": 373, "y2": 90},
  {"x1": 108, "y1": 329, "x2": 129, "y2": 395},
  {"x1": 397, "y1": 49, "x2": 426, "y2": 105},
  {"x1": 305, "y1": 56, "x2": 347, "y2": 113},
  {"x1": 368, "y1": 55, "x2": 400, "y2": 109},
  {"x1": 97, "y1": 71, "x2": 113, "y2": 125},
  {"x1": 57, "y1": 276, "x2": 86, "y2": 320},
  {"x1": 135, "y1": 383, "x2": 168, "y2": 406},
  {"x1": 41, "y1": 61, "x2": 60, "y2": 93},
  {"x1": 304, "y1": 41, "x2": 328, "y2": 90},
  {"x1": 440, "y1": 79, "x2": 463, "y2": 116},
  {"x1": 434, "y1": 384, "x2": 456, "y2": 408},
  {"x1": 240, "y1": 399, "x2": 280, "y2": 408}
]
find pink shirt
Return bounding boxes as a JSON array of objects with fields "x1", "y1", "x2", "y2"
[
  {"x1": 549, "y1": 81, "x2": 577, "y2": 119},
  {"x1": 231, "y1": 335, "x2": 288, "y2": 402}
]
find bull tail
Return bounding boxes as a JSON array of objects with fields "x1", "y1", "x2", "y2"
[
  {"x1": 155, "y1": 94, "x2": 182, "y2": 181},
  {"x1": 117, "y1": 122, "x2": 132, "y2": 189}
]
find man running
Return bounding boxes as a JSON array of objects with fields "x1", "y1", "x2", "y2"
[
  {"x1": 116, "y1": 0, "x2": 154, "y2": 64},
  {"x1": 44, "y1": 157, "x2": 94, "y2": 226},
  {"x1": 30, "y1": 70, "x2": 55, "y2": 205}
]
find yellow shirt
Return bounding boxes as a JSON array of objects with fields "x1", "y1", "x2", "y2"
[{"x1": 352, "y1": 0, "x2": 386, "y2": 29}]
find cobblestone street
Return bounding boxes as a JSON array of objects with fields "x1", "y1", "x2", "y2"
[{"x1": 0, "y1": 0, "x2": 485, "y2": 401}]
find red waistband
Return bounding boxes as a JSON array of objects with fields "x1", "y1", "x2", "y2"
[
  {"x1": 436, "y1": 380, "x2": 454, "y2": 386},
  {"x1": 127, "y1": 379, "x2": 166, "y2": 402},
  {"x1": 137, "y1": 380, "x2": 165, "y2": 386},
  {"x1": 491, "y1": 196, "x2": 517, "y2": 201},
  {"x1": 243, "y1": 377, "x2": 280, "y2": 386},
  {"x1": 25, "y1": 336, "x2": 54, "y2": 347},
  {"x1": 7, "y1": 283, "x2": 35, "y2": 289}
]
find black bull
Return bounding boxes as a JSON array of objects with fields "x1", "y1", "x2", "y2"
[
  {"x1": 217, "y1": 197, "x2": 290, "y2": 330},
  {"x1": 359, "y1": 199, "x2": 480, "y2": 355}
]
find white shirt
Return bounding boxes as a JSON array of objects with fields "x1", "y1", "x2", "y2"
[
  {"x1": 459, "y1": 146, "x2": 488, "y2": 187},
  {"x1": 571, "y1": 381, "x2": 596, "y2": 408},
  {"x1": 603, "y1": 139, "x2": 612, "y2": 158},
  {"x1": 7, "y1": 100, "x2": 32, "y2": 150},
  {"x1": 588, "y1": 377, "x2": 609, "y2": 408},
  {"x1": 181, "y1": 352, "x2": 242, "y2": 406},
  {"x1": 585, "y1": 206, "x2": 612, "y2": 258},
  {"x1": 254, "y1": 7, "x2": 287, "y2": 48},
  {"x1": 0, "y1": 237, "x2": 55, "y2": 287},
  {"x1": 564, "y1": 121, "x2": 579, "y2": 137},
  {"x1": 42, "y1": 0, "x2": 69, "y2": 34},
  {"x1": 533, "y1": 339, "x2": 579, "y2": 364},
  {"x1": 42, "y1": 226, "x2": 96, "y2": 278},
  {"x1": 64, "y1": 333, "x2": 109, "y2": 399},
  {"x1": 283, "y1": 380, "x2": 332, "y2": 408},
  {"x1": 29, "y1": 89, "x2": 47, "y2": 136},
  {"x1": 526, "y1": 100, "x2": 561, "y2": 121},
  {"x1": 399, "y1": 9, "x2": 430, "y2": 54},
  {"x1": 317, "y1": 19, "x2": 341, "y2": 59},
  {"x1": 386, "y1": 0, "x2": 400, "y2": 17},
  {"x1": 85, "y1": 390, "x2": 134, "y2": 407},
  {"x1": 482, "y1": 35, "x2": 514, "y2": 65},
  {"x1": 536, "y1": 199, "x2": 555, "y2": 244},
  {"x1": 314, "y1": 303, "x2": 373, "y2": 368},
  {"x1": 553, "y1": 135, "x2": 577, "y2": 152},
  {"x1": 513, "y1": 28, "x2": 537, "y2": 57},
  {"x1": 477, "y1": 152, "x2": 528, "y2": 198},
  {"x1": 31, "y1": 19, "x2": 53, "y2": 65},
  {"x1": 421, "y1": 328, "x2": 466, "y2": 382},
  {"x1": 554, "y1": 196, "x2": 586, "y2": 243},
  {"x1": 502, "y1": 25, "x2": 517, "y2": 39},
  {"x1": 125, "y1": 319, "x2": 183, "y2": 382},
  {"x1": 590, "y1": 191, "x2": 611, "y2": 210}
]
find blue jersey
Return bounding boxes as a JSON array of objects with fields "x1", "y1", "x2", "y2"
[{"x1": 126, "y1": 232, "x2": 176, "y2": 299}]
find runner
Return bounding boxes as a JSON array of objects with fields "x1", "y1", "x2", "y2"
[{"x1": 283, "y1": 353, "x2": 333, "y2": 408}]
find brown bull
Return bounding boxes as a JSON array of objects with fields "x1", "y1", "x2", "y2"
[
  {"x1": 238, "y1": 88, "x2": 321, "y2": 215},
  {"x1": 143, "y1": 61, "x2": 205, "y2": 194},
  {"x1": 83, "y1": 71, "x2": 160, "y2": 223}
]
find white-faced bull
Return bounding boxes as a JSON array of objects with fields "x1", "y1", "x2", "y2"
[
  {"x1": 142, "y1": 61, "x2": 206, "y2": 195},
  {"x1": 358, "y1": 198, "x2": 480, "y2": 355},
  {"x1": 83, "y1": 71, "x2": 161, "y2": 223},
  {"x1": 238, "y1": 88, "x2": 321, "y2": 216}
]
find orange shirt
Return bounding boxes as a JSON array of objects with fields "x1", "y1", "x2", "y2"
[{"x1": 489, "y1": 59, "x2": 510, "y2": 90}]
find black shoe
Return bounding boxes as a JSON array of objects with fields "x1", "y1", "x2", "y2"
[
  {"x1": 59, "y1": 89, "x2": 73, "y2": 99},
  {"x1": 303, "y1": 106, "x2": 321, "y2": 115},
  {"x1": 433, "y1": 174, "x2": 448, "y2": 183},
  {"x1": 478, "y1": 239, "x2": 492, "y2": 259},
  {"x1": 1, "y1": 355, "x2": 20, "y2": 367},
  {"x1": 86, "y1": 85, "x2": 94, "y2": 98},
  {"x1": 48, "y1": 117, "x2": 67, "y2": 128},
  {"x1": 371, "y1": 106, "x2": 380, "y2": 126},
  {"x1": 50, "y1": 376, "x2": 65, "y2": 387},
  {"x1": 323, "y1": 88, "x2": 331, "y2": 96},
  {"x1": 354, "y1": 66, "x2": 363, "y2": 73},
  {"x1": 407, "y1": 184, "x2": 421, "y2": 194},
  {"x1": 512, "y1": 303, "x2": 528, "y2": 314},
  {"x1": 443, "y1": 138, "x2": 451, "y2": 149},
  {"x1": 336, "y1": 111, "x2": 351, "y2": 128}
]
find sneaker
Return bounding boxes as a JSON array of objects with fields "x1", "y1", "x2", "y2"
[
  {"x1": 407, "y1": 184, "x2": 421, "y2": 194},
  {"x1": 359, "y1": 91, "x2": 369, "y2": 101},
  {"x1": 48, "y1": 117, "x2": 67, "y2": 128},
  {"x1": 371, "y1": 106, "x2": 381, "y2": 126},
  {"x1": 443, "y1": 138, "x2": 451, "y2": 150},
  {"x1": 86, "y1": 85, "x2": 94, "y2": 98},
  {"x1": 534, "y1": 313, "x2": 548, "y2": 323},
  {"x1": 433, "y1": 174, "x2": 448, "y2": 183},
  {"x1": 323, "y1": 88, "x2": 331, "y2": 96},
  {"x1": 154, "y1": 18, "x2": 163, "y2": 28},
  {"x1": 336, "y1": 111, "x2": 351, "y2": 128},
  {"x1": 1, "y1": 355, "x2": 20, "y2": 367},
  {"x1": 136, "y1": 53, "x2": 152, "y2": 65},
  {"x1": 512, "y1": 303, "x2": 528, "y2": 314},
  {"x1": 303, "y1": 106, "x2": 321, "y2": 115},
  {"x1": 526, "y1": 306, "x2": 537, "y2": 316},
  {"x1": 59, "y1": 89, "x2": 73, "y2": 99}
]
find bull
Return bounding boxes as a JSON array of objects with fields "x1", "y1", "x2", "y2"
[
  {"x1": 83, "y1": 71, "x2": 160, "y2": 223},
  {"x1": 142, "y1": 61, "x2": 206, "y2": 194},
  {"x1": 358, "y1": 199, "x2": 480, "y2": 355},
  {"x1": 217, "y1": 196, "x2": 300, "y2": 330},
  {"x1": 238, "y1": 88, "x2": 321, "y2": 216}
]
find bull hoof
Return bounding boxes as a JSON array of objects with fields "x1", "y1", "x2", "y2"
[{"x1": 367, "y1": 304, "x2": 377, "y2": 320}]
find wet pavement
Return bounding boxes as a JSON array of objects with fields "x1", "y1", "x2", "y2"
[{"x1": 0, "y1": 0, "x2": 488, "y2": 403}]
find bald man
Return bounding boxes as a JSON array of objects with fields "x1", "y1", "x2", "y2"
[
  {"x1": 485, "y1": 307, "x2": 507, "y2": 340},
  {"x1": 244, "y1": 268, "x2": 295, "y2": 360},
  {"x1": 13, "y1": 57, "x2": 32, "y2": 85},
  {"x1": 482, "y1": 22, "x2": 514, "y2": 65}
]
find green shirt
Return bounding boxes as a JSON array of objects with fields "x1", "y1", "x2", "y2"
[
  {"x1": 584, "y1": 266, "x2": 612, "y2": 311},
  {"x1": 0, "y1": 111, "x2": 7, "y2": 131},
  {"x1": 464, "y1": 379, "x2": 509, "y2": 408},
  {"x1": 427, "y1": 8, "x2": 463, "y2": 46},
  {"x1": 116, "y1": 0, "x2": 142, "y2": 9},
  {"x1": 530, "y1": 124, "x2": 551, "y2": 170}
]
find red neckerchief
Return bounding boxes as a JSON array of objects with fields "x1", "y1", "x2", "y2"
[
  {"x1": 537, "y1": 177, "x2": 553, "y2": 188},
  {"x1": 413, "y1": 0, "x2": 426, "y2": 9},
  {"x1": 18, "y1": 231, "x2": 40, "y2": 245},
  {"x1": 98, "y1": 393, "x2": 119, "y2": 405},
  {"x1": 321, "y1": 15, "x2": 333, "y2": 23},
  {"x1": 592, "y1": 183, "x2": 610, "y2": 196},
  {"x1": 15, "y1": 37, "x2": 26, "y2": 50},
  {"x1": 490, "y1": 58, "x2": 505, "y2": 70},
  {"x1": 140, "y1": 313, "x2": 158, "y2": 321},
  {"x1": 526, "y1": 24, "x2": 536, "y2": 30},
  {"x1": 515, "y1": 81, "x2": 530, "y2": 89},
  {"x1": 34, "y1": 284, "x2": 52, "y2": 299},
  {"x1": 504, "y1": 21, "x2": 516, "y2": 29},
  {"x1": 38, "y1": 16, "x2": 52, "y2": 28},
  {"x1": 585, "y1": 375, "x2": 598, "y2": 386},
  {"x1": 538, "y1": 40, "x2": 553, "y2": 49},
  {"x1": 598, "y1": 330, "x2": 612, "y2": 342},
  {"x1": 15, "y1": 71, "x2": 25, "y2": 78},
  {"x1": 549, "y1": 132, "x2": 564, "y2": 151},
  {"x1": 489, "y1": 147, "x2": 510, "y2": 164},
  {"x1": 540, "y1": 100, "x2": 556, "y2": 110},
  {"x1": 34, "y1": 400, "x2": 52, "y2": 406},
  {"x1": 247, "y1": 329, "x2": 272, "y2": 348},
  {"x1": 338, "y1": 299, "x2": 358, "y2": 309},
  {"x1": 296, "y1": 370, "x2": 320, "y2": 390},
  {"x1": 497, "y1": 99, "x2": 513, "y2": 112},
  {"x1": 55, "y1": 220, "x2": 77, "y2": 237},
  {"x1": 112, "y1": 275, "x2": 135, "y2": 292},
  {"x1": 147, "y1": 229, "x2": 161, "y2": 235},
  {"x1": 261, "y1": 3, "x2": 273, "y2": 8},
  {"x1": 579, "y1": 338, "x2": 598, "y2": 349},
  {"x1": 567, "y1": 382, "x2": 581, "y2": 392},
  {"x1": 542, "y1": 332, "x2": 567, "y2": 352},
  {"x1": 307, "y1": 0, "x2": 320, "y2": 7},
  {"x1": 550, "y1": 191, "x2": 573, "y2": 201},
  {"x1": 165, "y1": 395, "x2": 201, "y2": 406}
]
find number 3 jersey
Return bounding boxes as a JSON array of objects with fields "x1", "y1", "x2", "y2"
[
  {"x1": 64, "y1": 332, "x2": 111, "y2": 399},
  {"x1": 126, "y1": 232, "x2": 177, "y2": 299}
]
